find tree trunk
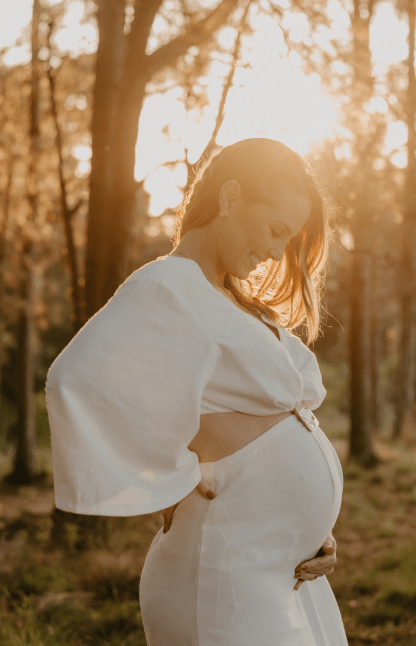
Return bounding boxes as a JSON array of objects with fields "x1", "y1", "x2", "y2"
[
  {"x1": 393, "y1": 0, "x2": 416, "y2": 439},
  {"x1": 369, "y1": 255, "x2": 382, "y2": 433},
  {"x1": 349, "y1": 245, "x2": 378, "y2": 466},
  {"x1": 46, "y1": 48, "x2": 85, "y2": 332},
  {"x1": 85, "y1": 0, "x2": 240, "y2": 318},
  {"x1": 7, "y1": 243, "x2": 37, "y2": 484},
  {"x1": 7, "y1": 0, "x2": 41, "y2": 484},
  {"x1": 0, "y1": 146, "x2": 14, "y2": 439},
  {"x1": 347, "y1": 0, "x2": 378, "y2": 466},
  {"x1": 85, "y1": 0, "x2": 127, "y2": 318}
]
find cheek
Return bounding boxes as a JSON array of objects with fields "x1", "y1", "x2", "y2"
[{"x1": 224, "y1": 221, "x2": 252, "y2": 253}]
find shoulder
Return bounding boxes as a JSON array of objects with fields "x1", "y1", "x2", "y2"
[
  {"x1": 111, "y1": 257, "x2": 216, "y2": 342},
  {"x1": 120, "y1": 256, "x2": 207, "y2": 297}
]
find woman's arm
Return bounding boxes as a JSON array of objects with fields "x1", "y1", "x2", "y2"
[{"x1": 162, "y1": 477, "x2": 216, "y2": 533}]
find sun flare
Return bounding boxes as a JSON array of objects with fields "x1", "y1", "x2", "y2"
[{"x1": 2, "y1": 0, "x2": 411, "y2": 213}]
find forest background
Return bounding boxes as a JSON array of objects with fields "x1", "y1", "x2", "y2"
[{"x1": 0, "y1": 0, "x2": 416, "y2": 644}]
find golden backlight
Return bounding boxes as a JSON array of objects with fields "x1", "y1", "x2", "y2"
[{"x1": 1, "y1": 0, "x2": 411, "y2": 214}]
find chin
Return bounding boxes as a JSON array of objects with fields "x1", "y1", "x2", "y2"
[
  {"x1": 237, "y1": 268, "x2": 252, "y2": 280},
  {"x1": 226, "y1": 259, "x2": 252, "y2": 281}
]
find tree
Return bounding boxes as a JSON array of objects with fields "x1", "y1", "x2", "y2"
[
  {"x1": 85, "y1": 0, "x2": 244, "y2": 318},
  {"x1": 7, "y1": 0, "x2": 41, "y2": 484},
  {"x1": 46, "y1": 19, "x2": 86, "y2": 333},
  {"x1": 307, "y1": 0, "x2": 399, "y2": 464},
  {"x1": 393, "y1": 0, "x2": 416, "y2": 439}
]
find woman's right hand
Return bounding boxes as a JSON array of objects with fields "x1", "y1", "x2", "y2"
[{"x1": 162, "y1": 477, "x2": 216, "y2": 534}]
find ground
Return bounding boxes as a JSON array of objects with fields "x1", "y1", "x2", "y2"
[{"x1": 0, "y1": 434, "x2": 416, "y2": 646}]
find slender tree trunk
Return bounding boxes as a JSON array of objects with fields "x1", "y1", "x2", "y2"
[
  {"x1": 369, "y1": 255, "x2": 382, "y2": 433},
  {"x1": 46, "y1": 41, "x2": 85, "y2": 332},
  {"x1": 349, "y1": 245, "x2": 378, "y2": 466},
  {"x1": 8, "y1": 0, "x2": 41, "y2": 483},
  {"x1": 393, "y1": 0, "x2": 416, "y2": 439},
  {"x1": 8, "y1": 242, "x2": 37, "y2": 484},
  {"x1": 347, "y1": 0, "x2": 378, "y2": 466},
  {"x1": 0, "y1": 148, "x2": 14, "y2": 440}
]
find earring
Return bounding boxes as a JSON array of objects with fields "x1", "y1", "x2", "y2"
[{"x1": 219, "y1": 210, "x2": 229, "y2": 217}]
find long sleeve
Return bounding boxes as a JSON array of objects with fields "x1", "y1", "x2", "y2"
[{"x1": 45, "y1": 268, "x2": 218, "y2": 516}]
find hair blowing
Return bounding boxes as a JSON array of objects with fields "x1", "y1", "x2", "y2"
[{"x1": 173, "y1": 138, "x2": 329, "y2": 344}]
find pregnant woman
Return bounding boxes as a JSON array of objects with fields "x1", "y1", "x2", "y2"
[{"x1": 46, "y1": 138, "x2": 348, "y2": 645}]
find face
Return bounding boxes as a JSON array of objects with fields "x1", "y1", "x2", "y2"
[{"x1": 217, "y1": 182, "x2": 311, "y2": 280}]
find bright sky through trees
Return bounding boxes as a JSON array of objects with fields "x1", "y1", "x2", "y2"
[{"x1": 0, "y1": 0, "x2": 411, "y2": 214}]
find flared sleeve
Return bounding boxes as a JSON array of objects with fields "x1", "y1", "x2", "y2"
[{"x1": 45, "y1": 268, "x2": 218, "y2": 516}]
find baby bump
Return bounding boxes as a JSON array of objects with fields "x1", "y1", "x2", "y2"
[
  {"x1": 199, "y1": 416, "x2": 339, "y2": 571},
  {"x1": 141, "y1": 416, "x2": 344, "y2": 645}
]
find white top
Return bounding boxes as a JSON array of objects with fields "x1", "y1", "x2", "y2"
[{"x1": 45, "y1": 256, "x2": 326, "y2": 516}]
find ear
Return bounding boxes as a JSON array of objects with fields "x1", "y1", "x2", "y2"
[{"x1": 219, "y1": 180, "x2": 241, "y2": 213}]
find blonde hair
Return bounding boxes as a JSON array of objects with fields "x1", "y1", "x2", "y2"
[{"x1": 174, "y1": 139, "x2": 329, "y2": 344}]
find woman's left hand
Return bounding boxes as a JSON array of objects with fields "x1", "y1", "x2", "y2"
[
  {"x1": 293, "y1": 533, "x2": 337, "y2": 591},
  {"x1": 162, "y1": 476, "x2": 216, "y2": 534}
]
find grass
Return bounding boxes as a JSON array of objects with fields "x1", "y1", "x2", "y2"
[
  {"x1": 0, "y1": 493, "x2": 156, "y2": 645},
  {"x1": 331, "y1": 450, "x2": 416, "y2": 645},
  {"x1": 1, "y1": 413, "x2": 416, "y2": 645}
]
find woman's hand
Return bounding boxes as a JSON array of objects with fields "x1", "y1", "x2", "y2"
[
  {"x1": 293, "y1": 534, "x2": 337, "y2": 591},
  {"x1": 162, "y1": 477, "x2": 216, "y2": 534}
]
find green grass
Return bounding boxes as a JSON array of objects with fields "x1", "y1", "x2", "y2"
[
  {"x1": 1, "y1": 426, "x2": 416, "y2": 645},
  {"x1": 331, "y1": 450, "x2": 416, "y2": 645}
]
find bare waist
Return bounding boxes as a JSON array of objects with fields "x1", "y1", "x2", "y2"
[{"x1": 188, "y1": 410, "x2": 293, "y2": 463}]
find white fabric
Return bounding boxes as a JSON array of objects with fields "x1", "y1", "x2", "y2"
[
  {"x1": 140, "y1": 415, "x2": 347, "y2": 646},
  {"x1": 46, "y1": 255, "x2": 326, "y2": 515}
]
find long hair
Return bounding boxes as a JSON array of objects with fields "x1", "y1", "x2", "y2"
[{"x1": 174, "y1": 138, "x2": 329, "y2": 344}]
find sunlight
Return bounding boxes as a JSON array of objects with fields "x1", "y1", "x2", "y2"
[
  {"x1": 136, "y1": 10, "x2": 340, "y2": 214},
  {"x1": 2, "y1": 0, "x2": 411, "y2": 213},
  {"x1": 135, "y1": 90, "x2": 187, "y2": 182},
  {"x1": 144, "y1": 166, "x2": 185, "y2": 216},
  {"x1": 75, "y1": 160, "x2": 91, "y2": 178},
  {"x1": 0, "y1": 0, "x2": 32, "y2": 49},
  {"x1": 334, "y1": 143, "x2": 352, "y2": 161},
  {"x1": 217, "y1": 12, "x2": 340, "y2": 150},
  {"x1": 3, "y1": 46, "x2": 30, "y2": 67},
  {"x1": 384, "y1": 121, "x2": 408, "y2": 152},
  {"x1": 2, "y1": 0, "x2": 97, "y2": 66},
  {"x1": 53, "y1": 1, "x2": 97, "y2": 55},
  {"x1": 370, "y1": 2, "x2": 408, "y2": 66},
  {"x1": 72, "y1": 145, "x2": 92, "y2": 162},
  {"x1": 390, "y1": 151, "x2": 407, "y2": 169},
  {"x1": 364, "y1": 96, "x2": 389, "y2": 114}
]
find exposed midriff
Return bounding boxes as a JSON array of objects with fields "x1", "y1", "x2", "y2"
[{"x1": 188, "y1": 410, "x2": 293, "y2": 463}]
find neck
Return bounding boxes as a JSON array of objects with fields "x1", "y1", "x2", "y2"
[{"x1": 172, "y1": 229, "x2": 226, "y2": 289}]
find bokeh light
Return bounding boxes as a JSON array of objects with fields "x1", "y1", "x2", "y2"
[{"x1": 1, "y1": 0, "x2": 411, "y2": 210}]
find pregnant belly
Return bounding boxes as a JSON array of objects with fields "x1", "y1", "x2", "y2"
[
  {"x1": 140, "y1": 416, "x2": 344, "y2": 646},
  {"x1": 196, "y1": 416, "x2": 339, "y2": 576}
]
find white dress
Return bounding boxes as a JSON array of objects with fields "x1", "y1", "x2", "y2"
[{"x1": 45, "y1": 256, "x2": 348, "y2": 646}]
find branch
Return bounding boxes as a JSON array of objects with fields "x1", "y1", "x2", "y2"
[
  {"x1": 124, "y1": 0, "x2": 165, "y2": 73},
  {"x1": 147, "y1": 0, "x2": 241, "y2": 74},
  {"x1": 197, "y1": 0, "x2": 252, "y2": 164}
]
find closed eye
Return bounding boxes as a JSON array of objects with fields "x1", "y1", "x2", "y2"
[{"x1": 271, "y1": 229, "x2": 283, "y2": 239}]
